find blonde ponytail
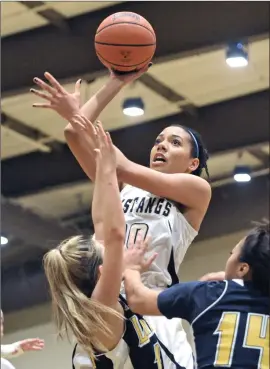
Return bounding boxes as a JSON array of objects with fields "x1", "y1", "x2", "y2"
[{"x1": 43, "y1": 236, "x2": 122, "y2": 362}]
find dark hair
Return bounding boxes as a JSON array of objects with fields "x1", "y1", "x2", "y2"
[
  {"x1": 239, "y1": 223, "x2": 270, "y2": 296},
  {"x1": 171, "y1": 125, "x2": 210, "y2": 178}
]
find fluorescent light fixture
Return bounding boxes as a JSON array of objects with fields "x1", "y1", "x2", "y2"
[
  {"x1": 226, "y1": 42, "x2": 248, "y2": 68},
  {"x1": 1, "y1": 236, "x2": 8, "y2": 245},
  {"x1": 123, "y1": 98, "x2": 144, "y2": 117},
  {"x1": 233, "y1": 173, "x2": 251, "y2": 182},
  {"x1": 233, "y1": 166, "x2": 251, "y2": 182}
]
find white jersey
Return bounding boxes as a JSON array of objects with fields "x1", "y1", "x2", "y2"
[{"x1": 121, "y1": 185, "x2": 198, "y2": 289}]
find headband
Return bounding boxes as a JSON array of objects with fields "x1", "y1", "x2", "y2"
[{"x1": 187, "y1": 130, "x2": 199, "y2": 158}]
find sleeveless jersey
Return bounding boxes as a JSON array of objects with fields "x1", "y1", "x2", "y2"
[
  {"x1": 72, "y1": 295, "x2": 183, "y2": 369},
  {"x1": 121, "y1": 185, "x2": 198, "y2": 289},
  {"x1": 158, "y1": 279, "x2": 270, "y2": 369}
]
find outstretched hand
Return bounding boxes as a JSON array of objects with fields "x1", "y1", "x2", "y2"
[
  {"x1": 124, "y1": 233, "x2": 157, "y2": 274},
  {"x1": 19, "y1": 338, "x2": 45, "y2": 352},
  {"x1": 31, "y1": 72, "x2": 81, "y2": 122}
]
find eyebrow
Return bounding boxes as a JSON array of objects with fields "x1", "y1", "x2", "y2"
[
  {"x1": 171, "y1": 134, "x2": 182, "y2": 141},
  {"x1": 156, "y1": 133, "x2": 182, "y2": 141}
]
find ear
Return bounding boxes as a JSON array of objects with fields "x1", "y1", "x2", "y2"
[
  {"x1": 98, "y1": 265, "x2": 103, "y2": 276},
  {"x1": 237, "y1": 262, "x2": 250, "y2": 278},
  {"x1": 189, "y1": 158, "x2": 200, "y2": 173}
]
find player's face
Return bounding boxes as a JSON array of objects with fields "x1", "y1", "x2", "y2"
[
  {"x1": 150, "y1": 126, "x2": 199, "y2": 173},
  {"x1": 224, "y1": 239, "x2": 250, "y2": 280}
]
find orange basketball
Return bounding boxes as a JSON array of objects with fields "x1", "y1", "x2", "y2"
[{"x1": 95, "y1": 12, "x2": 156, "y2": 72}]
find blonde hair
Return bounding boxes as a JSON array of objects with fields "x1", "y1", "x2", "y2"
[{"x1": 43, "y1": 236, "x2": 122, "y2": 362}]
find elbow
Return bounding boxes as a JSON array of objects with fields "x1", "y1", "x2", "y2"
[{"x1": 106, "y1": 227, "x2": 125, "y2": 245}]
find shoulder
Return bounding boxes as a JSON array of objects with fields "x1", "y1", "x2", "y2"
[
  {"x1": 169, "y1": 173, "x2": 212, "y2": 211},
  {"x1": 157, "y1": 280, "x2": 226, "y2": 322}
]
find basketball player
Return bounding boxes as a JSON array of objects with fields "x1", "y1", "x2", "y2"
[
  {"x1": 44, "y1": 126, "x2": 181, "y2": 368},
  {"x1": 1, "y1": 310, "x2": 44, "y2": 369},
  {"x1": 124, "y1": 224, "x2": 270, "y2": 369},
  {"x1": 31, "y1": 70, "x2": 211, "y2": 368}
]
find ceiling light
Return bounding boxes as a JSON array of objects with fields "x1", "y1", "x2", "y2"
[
  {"x1": 233, "y1": 165, "x2": 251, "y2": 182},
  {"x1": 123, "y1": 98, "x2": 144, "y2": 117},
  {"x1": 226, "y1": 42, "x2": 248, "y2": 68},
  {"x1": 1, "y1": 236, "x2": 8, "y2": 246}
]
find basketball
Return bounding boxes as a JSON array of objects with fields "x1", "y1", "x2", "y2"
[{"x1": 95, "y1": 12, "x2": 156, "y2": 72}]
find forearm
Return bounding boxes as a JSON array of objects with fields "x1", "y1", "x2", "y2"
[
  {"x1": 65, "y1": 79, "x2": 125, "y2": 182},
  {"x1": 124, "y1": 269, "x2": 160, "y2": 315},
  {"x1": 96, "y1": 167, "x2": 125, "y2": 244},
  {"x1": 80, "y1": 77, "x2": 124, "y2": 122}
]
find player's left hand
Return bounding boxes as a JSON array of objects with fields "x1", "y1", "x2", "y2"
[
  {"x1": 124, "y1": 233, "x2": 157, "y2": 273},
  {"x1": 19, "y1": 338, "x2": 45, "y2": 352}
]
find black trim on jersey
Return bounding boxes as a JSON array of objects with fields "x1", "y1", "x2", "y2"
[
  {"x1": 167, "y1": 248, "x2": 179, "y2": 287},
  {"x1": 72, "y1": 344, "x2": 77, "y2": 369},
  {"x1": 72, "y1": 344, "x2": 114, "y2": 368},
  {"x1": 168, "y1": 220, "x2": 173, "y2": 234},
  {"x1": 156, "y1": 338, "x2": 186, "y2": 369}
]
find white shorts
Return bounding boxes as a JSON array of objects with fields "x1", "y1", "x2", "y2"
[{"x1": 144, "y1": 315, "x2": 194, "y2": 369}]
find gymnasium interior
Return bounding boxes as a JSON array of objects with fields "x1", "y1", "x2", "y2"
[{"x1": 1, "y1": 2, "x2": 269, "y2": 368}]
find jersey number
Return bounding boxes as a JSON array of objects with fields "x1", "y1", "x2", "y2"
[
  {"x1": 214, "y1": 312, "x2": 269, "y2": 368},
  {"x1": 131, "y1": 316, "x2": 163, "y2": 368},
  {"x1": 125, "y1": 223, "x2": 149, "y2": 246}
]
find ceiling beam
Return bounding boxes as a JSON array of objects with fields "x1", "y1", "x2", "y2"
[
  {"x1": 1, "y1": 112, "x2": 63, "y2": 153},
  {"x1": 248, "y1": 147, "x2": 269, "y2": 167},
  {"x1": 139, "y1": 74, "x2": 187, "y2": 103},
  {"x1": 19, "y1": 1, "x2": 71, "y2": 33},
  {"x1": 2, "y1": 2, "x2": 269, "y2": 96},
  {"x1": 198, "y1": 174, "x2": 269, "y2": 241},
  {"x1": 2, "y1": 112, "x2": 52, "y2": 153},
  {"x1": 139, "y1": 73, "x2": 197, "y2": 117},
  {"x1": 2, "y1": 89, "x2": 269, "y2": 197},
  {"x1": 1, "y1": 197, "x2": 75, "y2": 250}
]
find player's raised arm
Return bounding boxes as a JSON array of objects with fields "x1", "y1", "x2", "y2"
[
  {"x1": 31, "y1": 68, "x2": 149, "y2": 182},
  {"x1": 91, "y1": 123, "x2": 126, "y2": 307}
]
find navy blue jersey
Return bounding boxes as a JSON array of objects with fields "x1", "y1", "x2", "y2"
[
  {"x1": 73, "y1": 295, "x2": 182, "y2": 369},
  {"x1": 158, "y1": 279, "x2": 269, "y2": 369}
]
